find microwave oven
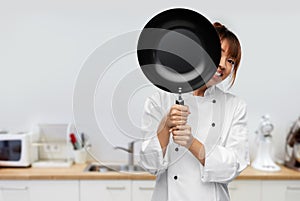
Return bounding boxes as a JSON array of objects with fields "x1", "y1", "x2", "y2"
[{"x1": 0, "y1": 133, "x2": 38, "y2": 167}]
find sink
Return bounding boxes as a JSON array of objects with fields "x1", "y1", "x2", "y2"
[{"x1": 84, "y1": 163, "x2": 146, "y2": 173}]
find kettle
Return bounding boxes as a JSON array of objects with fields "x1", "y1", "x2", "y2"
[{"x1": 284, "y1": 117, "x2": 300, "y2": 171}]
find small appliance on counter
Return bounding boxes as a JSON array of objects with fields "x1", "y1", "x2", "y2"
[
  {"x1": 251, "y1": 115, "x2": 280, "y2": 172},
  {"x1": 284, "y1": 116, "x2": 300, "y2": 171},
  {"x1": 0, "y1": 132, "x2": 38, "y2": 167}
]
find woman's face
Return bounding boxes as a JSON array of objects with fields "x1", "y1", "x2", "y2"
[{"x1": 207, "y1": 38, "x2": 235, "y2": 86}]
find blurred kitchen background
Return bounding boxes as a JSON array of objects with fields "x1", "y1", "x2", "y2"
[{"x1": 0, "y1": 0, "x2": 299, "y2": 165}]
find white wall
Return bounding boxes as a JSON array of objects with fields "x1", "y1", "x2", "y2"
[{"x1": 1, "y1": 0, "x2": 299, "y2": 163}]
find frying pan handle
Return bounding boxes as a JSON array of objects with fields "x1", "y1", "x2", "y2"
[
  {"x1": 175, "y1": 93, "x2": 184, "y2": 149},
  {"x1": 175, "y1": 87, "x2": 184, "y2": 105},
  {"x1": 175, "y1": 98, "x2": 184, "y2": 105}
]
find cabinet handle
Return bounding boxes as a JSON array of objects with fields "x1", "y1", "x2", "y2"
[
  {"x1": 0, "y1": 186, "x2": 28, "y2": 191},
  {"x1": 228, "y1": 187, "x2": 238, "y2": 190},
  {"x1": 287, "y1": 186, "x2": 300, "y2": 191},
  {"x1": 106, "y1": 186, "x2": 126, "y2": 190},
  {"x1": 139, "y1": 187, "x2": 155, "y2": 190}
]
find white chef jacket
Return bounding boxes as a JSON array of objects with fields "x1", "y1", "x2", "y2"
[{"x1": 139, "y1": 86, "x2": 250, "y2": 201}]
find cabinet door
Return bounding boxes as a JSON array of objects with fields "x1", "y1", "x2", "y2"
[
  {"x1": 132, "y1": 180, "x2": 155, "y2": 201},
  {"x1": 0, "y1": 180, "x2": 30, "y2": 201},
  {"x1": 262, "y1": 180, "x2": 300, "y2": 201},
  {"x1": 228, "y1": 180, "x2": 261, "y2": 201},
  {"x1": 80, "y1": 180, "x2": 131, "y2": 201},
  {"x1": 30, "y1": 180, "x2": 79, "y2": 201},
  {"x1": 285, "y1": 184, "x2": 300, "y2": 201}
]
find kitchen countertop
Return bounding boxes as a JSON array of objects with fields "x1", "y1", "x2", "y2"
[{"x1": 0, "y1": 163, "x2": 299, "y2": 180}]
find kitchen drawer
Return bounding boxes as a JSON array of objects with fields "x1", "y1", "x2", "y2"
[
  {"x1": 132, "y1": 180, "x2": 155, "y2": 201},
  {"x1": 0, "y1": 180, "x2": 30, "y2": 201},
  {"x1": 80, "y1": 180, "x2": 131, "y2": 201},
  {"x1": 0, "y1": 180, "x2": 79, "y2": 201},
  {"x1": 262, "y1": 180, "x2": 300, "y2": 201},
  {"x1": 228, "y1": 180, "x2": 261, "y2": 201},
  {"x1": 30, "y1": 180, "x2": 79, "y2": 201}
]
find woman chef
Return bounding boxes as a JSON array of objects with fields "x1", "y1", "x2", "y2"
[{"x1": 139, "y1": 22, "x2": 249, "y2": 201}]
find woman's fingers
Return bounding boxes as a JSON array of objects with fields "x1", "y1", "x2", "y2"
[
  {"x1": 169, "y1": 125, "x2": 191, "y2": 134},
  {"x1": 171, "y1": 104, "x2": 190, "y2": 113},
  {"x1": 166, "y1": 105, "x2": 191, "y2": 128},
  {"x1": 169, "y1": 116, "x2": 187, "y2": 121},
  {"x1": 173, "y1": 124, "x2": 191, "y2": 131},
  {"x1": 169, "y1": 105, "x2": 190, "y2": 116},
  {"x1": 169, "y1": 114, "x2": 188, "y2": 126},
  {"x1": 171, "y1": 124, "x2": 194, "y2": 148},
  {"x1": 170, "y1": 110, "x2": 190, "y2": 117}
]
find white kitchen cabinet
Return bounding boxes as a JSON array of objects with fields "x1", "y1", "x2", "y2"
[
  {"x1": 228, "y1": 180, "x2": 261, "y2": 201},
  {"x1": 0, "y1": 180, "x2": 30, "y2": 201},
  {"x1": 262, "y1": 180, "x2": 300, "y2": 201},
  {"x1": 80, "y1": 180, "x2": 131, "y2": 201},
  {"x1": 131, "y1": 180, "x2": 155, "y2": 201},
  {"x1": 0, "y1": 180, "x2": 79, "y2": 201},
  {"x1": 1, "y1": 179, "x2": 300, "y2": 201},
  {"x1": 30, "y1": 180, "x2": 79, "y2": 201}
]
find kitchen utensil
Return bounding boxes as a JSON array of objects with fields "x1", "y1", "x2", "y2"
[
  {"x1": 251, "y1": 115, "x2": 280, "y2": 172},
  {"x1": 285, "y1": 116, "x2": 300, "y2": 171},
  {"x1": 137, "y1": 8, "x2": 221, "y2": 101},
  {"x1": 70, "y1": 133, "x2": 81, "y2": 150},
  {"x1": 137, "y1": 8, "x2": 221, "y2": 151}
]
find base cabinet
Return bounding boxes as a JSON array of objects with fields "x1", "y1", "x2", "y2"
[
  {"x1": 0, "y1": 180, "x2": 79, "y2": 201},
  {"x1": 228, "y1": 180, "x2": 261, "y2": 201},
  {"x1": 30, "y1": 180, "x2": 79, "y2": 201},
  {"x1": 80, "y1": 180, "x2": 131, "y2": 201},
  {"x1": 262, "y1": 181, "x2": 300, "y2": 201},
  {"x1": 131, "y1": 180, "x2": 155, "y2": 201},
  {"x1": 80, "y1": 180, "x2": 155, "y2": 201},
  {"x1": 229, "y1": 180, "x2": 300, "y2": 201},
  {"x1": 0, "y1": 181, "x2": 30, "y2": 201},
  {"x1": 1, "y1": 179, "x2": 300, "y2": 201}
]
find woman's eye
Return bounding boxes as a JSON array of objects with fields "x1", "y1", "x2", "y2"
[{"x1": 227, "y1": 59, "x2": 235, "y2": 65}]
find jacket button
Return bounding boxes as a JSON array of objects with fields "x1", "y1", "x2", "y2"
[
  {"x1": 212, "y1": 122, "x2": 215, "y2": 127},
  {"x1": 175, "y1": 147, "x2": 179, "y2": 152},
  {"x1": 174, "y1": 176, "x2": 178, "y2": 180},
  {"x1": 212, "y1": 99, "x2": 216, "y2": 103}
]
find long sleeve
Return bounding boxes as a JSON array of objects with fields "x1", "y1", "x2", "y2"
[
  {"x1": 200, "y1": 99, "x2": 250, "y2": 183},
  {"x1": 139, "y1": 92, "x2": 170, "y2": 175}
]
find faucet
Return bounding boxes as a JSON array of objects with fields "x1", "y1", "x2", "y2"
[{"x1": 114, "y1": 141, "x2": 136, "y2": 170}]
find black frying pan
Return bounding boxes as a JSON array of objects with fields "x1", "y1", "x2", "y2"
[{"x1": 137, "y1": 8, "x2": 221, "y2": 103}]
